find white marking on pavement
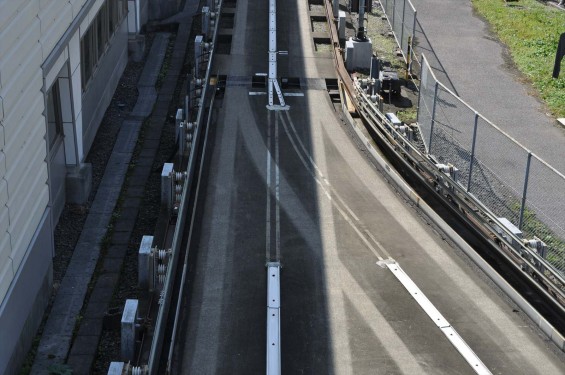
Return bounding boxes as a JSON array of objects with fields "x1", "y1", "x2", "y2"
[{"x1": 385, "y1": 261, "x2": 493, "y2": 375}]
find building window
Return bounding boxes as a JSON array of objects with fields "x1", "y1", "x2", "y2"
[
  {"x1": 80, "y1": 0, "x2": 128, "y2": 91},
  {"x1": 46, "y1": 83, "x2": 64, "y2": 150}
]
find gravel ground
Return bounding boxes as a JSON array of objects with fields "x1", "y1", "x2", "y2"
[
  {"x1": 51, "y1": 53, "x2": 147, "y2": 289},
  {"x1": 92, "y1": 25, "x2": 191, "y2": 372}
]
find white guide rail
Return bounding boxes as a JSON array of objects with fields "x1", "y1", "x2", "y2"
[
  {"x1": 267, "y1": 0, "x2": 287, "y2": 109},
  {"x1": 267, "y1": 262, "x2": 281, "y2": 375}
]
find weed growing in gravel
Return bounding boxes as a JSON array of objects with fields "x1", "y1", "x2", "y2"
[{"x1": 472, "y1": 0, "x2": 565, "y2": 117}]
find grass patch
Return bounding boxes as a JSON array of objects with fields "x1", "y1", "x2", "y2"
[{"x1": 472, "y1": 0, "x2": 565, "y2": 117}]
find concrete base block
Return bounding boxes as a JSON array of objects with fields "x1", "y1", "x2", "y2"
[
  {"x1": 345, "y1": 38, "x2": 373, "y2": 71},
  {"x1": 128, "y1": 34, "x2": 146, "y2": 63},
  {"x1": 338, "y1": 11, "x2": 346, "y2": 40},
  {"x1": 66, "y1": 163, "x2": 92, "y2": 205}
]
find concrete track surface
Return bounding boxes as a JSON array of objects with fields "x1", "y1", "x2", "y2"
[{"x1": 171, "y1": 0, "x2": 565, "y2": 373}]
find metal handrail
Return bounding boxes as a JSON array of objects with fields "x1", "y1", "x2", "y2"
[
  {"x1": 353, "y1": 80, "x2": 565, "y2": 305},
  {"x1": 146, "y1": 1, "x2": 223, "y2": 373}
]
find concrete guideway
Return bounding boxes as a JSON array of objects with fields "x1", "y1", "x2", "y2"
[
  {"x1": 171, "y1": 0, "x2": 565, "y2": 373},
  {"x1": 410, "y1": 0, "x2": 565, "y2": 172}
]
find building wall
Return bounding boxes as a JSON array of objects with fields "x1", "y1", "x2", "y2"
[
  {"x1": 82, "y1": 20, "x2": 128, "y2": 155},
  {"x1": 0, "y1": 1, "x2": 129, "y2": 373}
]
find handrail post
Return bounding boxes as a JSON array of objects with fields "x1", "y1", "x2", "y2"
[
  {"x1": 519, "y1": 152, "x2": 532, "y2": 230},
  {"x1": 467, "y1": 113, "x2": 479, "y2": 192},
  {"x1": 429, "y1": 81, "x2": 439, "y2": 151}
]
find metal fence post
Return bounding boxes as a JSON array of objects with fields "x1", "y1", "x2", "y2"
[
  {"x1": 519, "y1": 152, "x2": 532, "y2": 230},
  {"x1": 429, "y1": 81, "x2": 439, "y2": 151},
  {"x1": 400, "y1": 0, "x2": 406, "y2": 53},
  {"x1": 411, "y1": 10, "x2": 417, "y2": 75},
  {"x1": 392, "y1": 0, "x2": 396, "y2": 29},
  {"x1": 467, "y1": 113, "x2": 479, "y2": 192}
]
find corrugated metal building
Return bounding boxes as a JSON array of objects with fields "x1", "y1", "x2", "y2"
[{"x1": 0, "y1": 1, "x2": 151, "y2": 373}]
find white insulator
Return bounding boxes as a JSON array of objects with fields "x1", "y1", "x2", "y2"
[
  {"x1": 210, "y1": 12, "x2": 216, "y2": 19},
  {"x1": 158, "y1": 264, "x2": 166, "y2": 275},
  {"x1": 175, "y1": 184, "x2": 183, "y2": 194},
  {"x1": 188, "y1": 122, "x2": 195, "y2": 132},
  {"x1": 370, "y1": 95, "x2": 377, "y2": 103},
  {"x1": 158, "y1": 249, "x2": 167, "y2": 260},
  {"x1": 195, "y1": 89, "x2": 202, "y2": 97},
  {"x1": 176, "y1": 193, "x2": 182, "y2": 202},
  {"x1": 186, "y1": 141, "x2": 192, "y2": 150},
  {"x1": 436, "y1": 163, "x2": 450, "y2": 173},
  {"x1": 132, "y1": 366, "x2": 142, "y2": 375},
  {"x1": 186, "y1": 133, "x2": 193, "y2": 142},
  {"x1": 195, "y1": 78, "x2": 202, "y2": 86}
]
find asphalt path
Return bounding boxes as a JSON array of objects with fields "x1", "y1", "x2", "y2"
[
  {"x1": 411, "y1": 0, "x2": 565, "y2": 173},
  {"x1": 171, "y1": 0, "x2": 565, "y2": 373}
]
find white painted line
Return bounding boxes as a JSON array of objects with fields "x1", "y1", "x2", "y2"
[
  {"x1": 385, "y1": 261, "x2": 492, "y2": 375},
  {"x1": 278, "y1": 112, "x2": 385, "y2": 260},
  {"x1": 250, "y1": 91, "x2": 267, "y2": 96},
  {"x1": 283, "y1": 92, "x2": 304, "y2": 97}
]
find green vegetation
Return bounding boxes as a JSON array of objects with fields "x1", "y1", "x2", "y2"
[
  {"x1": 396, "y1": 107, "x2": 418, "y2": 124},
  {"x1": 472, "y1": 0, "x2": 565, "y2": 117}
]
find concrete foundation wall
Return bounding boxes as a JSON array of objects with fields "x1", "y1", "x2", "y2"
[
  {"x1": 0, "y1": 210, "x2": 53, "y2": 375},
  {"x1": 82, "y1": 20, "x2": 128, "y2": 156}
]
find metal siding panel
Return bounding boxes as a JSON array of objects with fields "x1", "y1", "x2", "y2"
[
  {"x1": 39, "y1": 3, "x2": 74, "y2": 59},
  {"x1": 0, "y1": 250, "x2": 14, "y2": 308},
  {"x1": 0, "y1": 204, "x2": 9, "y2": 237},
  {"x1": 0, "y1": 95, "x2": 4, "y2": 123},
  {"x1": 0, "y1": 23, "x2": 41, "y2": 90},
  {"x1": 0, "y1": 3, "x2": 40, "y2": 58},
  {"x1": 3, "y1": 99, "x2": 44, "y2": 169},
  {"x1": 3, "y1": 90, "x2": 44, "y2": 151},
  {"x1": 0, "y1": 230, "x2": 10, "y2": 264},
  {"x1": 9, "y1": 184, "x2": 48, "y2": 273},
  {"x1": 0, "y1": 0, "x2": 39, "y2": 56},
  {"x1": 0, "y1": 150, "x2": 5, "y2": 179},
  {"x1": 0, "y1": 58, "x2": 42, "y2": 114},
  {"x1": 0, "y1": 178, "x2": 6, "y2": 208},
  {"x1": 5, "y1": 132, "x2": 47, "y2": 212}
]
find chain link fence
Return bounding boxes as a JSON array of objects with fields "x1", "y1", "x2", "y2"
[
  {"x1": 418, "y1": 55, "x2": 565, "y2": 275},
  {"x1": 379, "y1": 0, "x2": 417, "y2": 70}
]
